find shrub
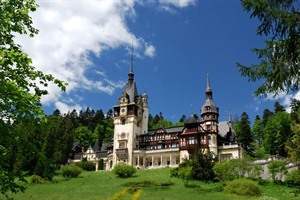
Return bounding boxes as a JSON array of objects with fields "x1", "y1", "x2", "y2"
[
  {"x1": 224, "y1": 178, "x2": 262, "y2": 196},
  {"x1": 268, "y1": 160, "x2": 287, "y2": 181},
  {"x1": 170, "y1": 167, "x2": 179, "y2": 177},
  {"x1": 29, "y1": 175, "x2": 44, "y2": 184},
  {"x1": 34, "y1": 154, "x2": 55, "y2": 180},
  {"x1": 178, "y1": 166, "x2": 193, "y2": 187},
  {"x1": 75, "y1": 161, "x2": 95, "y2": 171},
  {"x1": 113, "y1": 163, "x2": 137, "y2": 178},
  {"x1": 60, "y1": 165, "x2": 82, "y2": 179},
  {"x1": 286, "y1": 169, "x2": 300, "y2": 186}
]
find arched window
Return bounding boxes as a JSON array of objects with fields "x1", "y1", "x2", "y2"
[{"x1": 119, "y1": 142, "x2": 125, "y2": 149}]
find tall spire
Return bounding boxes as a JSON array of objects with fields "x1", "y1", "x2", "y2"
[
  {"x1": 206, "y1": 73, "x2": 212, "y2": 93},
  {"x1": 128, "y1": 45, "x2": 134, "y2": 81},
  {"x1": 201, "y1": 73, "x2": 218, "y2": 115}
]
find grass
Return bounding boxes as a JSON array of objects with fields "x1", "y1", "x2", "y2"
[{"x1": 6, "y1": 168, "x2": 299, "y2": 200}]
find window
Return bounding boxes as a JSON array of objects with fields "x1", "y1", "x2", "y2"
[
  {"x1": 119, "y1": 142, "x2": 125, "y2": 149},
  {"x1": 189, "y1": 136, "x2": 195, "y2": 145},
  {"x1": 122, "y1": 119, "x2": 126, "y2": 125},
  {"x1": 208, "y1": 135, "x2": 211, "y2": 145}
]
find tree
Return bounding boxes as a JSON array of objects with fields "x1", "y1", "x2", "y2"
[
  {"x1": 290, "y1": 99, "x2": 300, "y2": 123},
  {"x1": 252, "y1": 115, "x2": 268, "y2": 158},
  {"x1": 263, "y1": 112, "x2": 291, "y2": 156},
  {"x1": 235, "y1": 112, "x2": 253, "y2": 155},
  {"x1": 74, "y1": 126, "x2": 97, "y2": 149},
  {"x1": 238, "y1": 0, "x2": 300, "y2": 95},
  {"x1": 274, "y1": 101, "x2": 285, "y2": 113},
  {"x1": 286, "y1": 108, "x2": 300, "y2": 162},
  {"x1": 0, "y1": 0, "x2": 66, "y2": 196},
  {"x1": 190, "y1": 149, "x2": 215, "y2": 181}
]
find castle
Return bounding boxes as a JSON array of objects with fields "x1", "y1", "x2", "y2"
[{"x1": 70, "y1": 61, "x2": 243, "y2": 170}]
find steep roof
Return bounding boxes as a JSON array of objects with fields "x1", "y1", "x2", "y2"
[
  {"x1": 184, "y1": 115, "x2": 198, "y2": 124},
  {"x1": 201, "y1": 73, "x2": 218, "y2": 115},
  {"x1": 121, "y1": 57, "x2": 138, "y2": 103}
]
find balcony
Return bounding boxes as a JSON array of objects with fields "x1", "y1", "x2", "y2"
[{"x1": 116, "y1": 148, "x2": 128, "y2": 159}]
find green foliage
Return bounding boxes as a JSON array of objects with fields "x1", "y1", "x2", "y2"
[
  {"x1": 286, "y1": 108, "x2": 300, "y2": 162},
  {"x1": 8, "y1": 168, "x2": 300, "y2": 200},
  {"x1": 33, "y1": 154, "x2": 55, "y2": 181},
  {"x1": 74, "y1": 126, "x2": 97, "y2": 149},
  {"x1": 75, "y1": 161, "x2": 95, "y2": 171},
  {"x1": 29, "y1": 175, "x2": 44, "y2": 184},
  {"x1": 286, "y1": 170, "x2": 300, "y2": 187},
  {"x1": 60, "y1": 165, "x2": 82, "y2": 179},
  {"x1": 238, "y1": 0, "x2": 300, "y2": 95},
  {"x1": 213, "y1": 157, "x2": 262, "y2": 182},
  {"x1": 224, "y1": 178, "x2": 262, "y2": 196},
  {"x1": 178, "y1": 166, "x2": 193, "y2": 187},
  {"x1": 113, "y1": 163, "x2": 137, "y2": 178},
  {"x1": 268, "y1": 160, "x2": 287, "y2": 181},
  {"x1": 263, "y1": 112, "x2": 291, "y2": 156},
  {"x1": 191, "y1": 149, "x2": 215, "y2": 181},
  {"x1": 0, "y1": 0, "x2": 66, "y2": 196},
  {"x1": 213, "y1": 161, "x2": 235, "y2": 182},
  {"x1": 170, "y1": 167, "x2": 179, "y2": 177},
  {"x1": 235, "y1": 112, "x2": 254, "y2": 155}
]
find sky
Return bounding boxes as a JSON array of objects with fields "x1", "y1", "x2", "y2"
[{"x1": 16, "y1": 0, "x2": 300, "y2": 124}]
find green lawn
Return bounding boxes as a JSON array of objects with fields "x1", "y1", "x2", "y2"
[{"x1": 7, "y1": 168, "x2": 299, "y2": 200}]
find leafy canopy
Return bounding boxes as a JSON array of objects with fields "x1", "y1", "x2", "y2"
[{"x1": 238, "y1": 0, "x2": 300, "y2": 95}]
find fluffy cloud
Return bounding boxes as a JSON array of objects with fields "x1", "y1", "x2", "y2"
[
  {"x1": 144, "y1": 44, "x2": 156, "y2": 57},
  {"x1": 15, "y1": 0, "x2": 195, "y2": 114},
  {"x1": 265, "y1": 91, "x2": 300, "y2": 113}
]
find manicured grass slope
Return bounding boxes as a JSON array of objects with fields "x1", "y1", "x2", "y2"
[{"x1": 9, "y1": 168, "x2": 298, "y2": 200}]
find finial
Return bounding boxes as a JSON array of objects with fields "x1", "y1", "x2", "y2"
[
  {"x1": 128, "y1": 44, "x2": 134, "y2": 80},
  {"x1": 206, "y1": 73, "x2": 212, "y2": 92},
  {"x1": 228, "y1": 108, "x2": 232, "y2": 122},
  {"x1": 190, "y1": 104, "x2": 194, "y2": 115}
]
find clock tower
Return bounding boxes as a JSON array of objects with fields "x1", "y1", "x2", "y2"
[{"x1": 112, "y1": 59, "x2": 148, "y2": 168}]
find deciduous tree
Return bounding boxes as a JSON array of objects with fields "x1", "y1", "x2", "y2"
[{"x1": 0, "y1": 0, "x2": 66, "y2": 197}]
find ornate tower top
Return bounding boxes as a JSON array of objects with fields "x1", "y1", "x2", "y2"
[
  {"x1": 201, "y1": 73, "x2": 219, "y2": 115},
  {"x1": 120, "y1": 48, "x2": 138, "y2": 103}
]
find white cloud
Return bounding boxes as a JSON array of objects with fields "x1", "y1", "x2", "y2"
[
  {"x1": 144, "y1": 44, "x2": 156, "y2": 57},
  {"x1": 264, "y1": 91, "x2": 300, "y2": 113},
  {"x1": 159, "y1": 0, "x2": 196, "y2": 8},
  {"x1": 55, "y1": 101, "x2": 82, "y2": 115},
  {"x1": 14, "y1": 0, "x2": 195, "y2": 113}
]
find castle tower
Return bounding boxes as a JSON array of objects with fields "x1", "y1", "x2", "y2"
[
  {"x1": 200, "y1": 74, "x2": 219, "y2": 156},
  {"x1": 112, "y1": 56, "x2": 148, "y2": 168}
]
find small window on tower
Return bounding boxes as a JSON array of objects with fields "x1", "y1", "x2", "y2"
[{"x1": 122, "y1": 119, "x2": 126, "y2": 125}]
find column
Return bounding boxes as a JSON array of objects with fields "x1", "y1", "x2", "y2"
[
  {"x1": 152, "y1": 155, "x2": 154, "y2": 169},
  {"x1": 143, "y1": 157, "x2": 146, "y2": 168},
  {"x1": 170, "y1": 154, "x2": 172, "y2": 166},
  {"x1": 137, "y1": 155, "x2": 140, "y2": 167},
  {"x1": 161, "y1": 155, "x2": 163, "y2": 167}
]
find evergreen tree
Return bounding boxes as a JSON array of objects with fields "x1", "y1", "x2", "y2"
[
  {"x1": 290, "y1": 99, "x2": 300, "y2": 123},
  {"x1": 238, "y1": 0, "x2": 300, "y2": 95},
  {"x1": 262, "y1": 109, "x2": 274, "y2": 127},
  {"x1": 274, "y1": 101, "x2": 286, "y2": 113},
  {"x1": 235, "y1": 112, "x2": 253, "y2": 156}
]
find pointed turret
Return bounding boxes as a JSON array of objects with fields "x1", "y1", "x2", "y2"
[
  {"x1": 201, "y1": 73, "x2": 218, "y2": 115},
  {"x1": 121, "y1": 50, "x2": 138, "y2": 103}
]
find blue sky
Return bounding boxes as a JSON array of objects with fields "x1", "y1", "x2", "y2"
[{"x1": 17, "y1": 0, "x2": 299, "y2": 124}]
